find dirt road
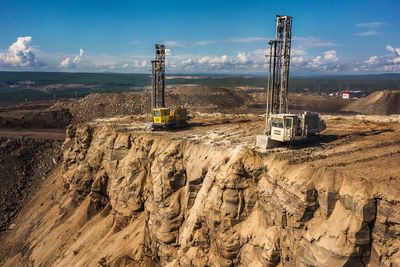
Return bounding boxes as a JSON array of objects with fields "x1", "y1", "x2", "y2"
[{"x1": 0, "y1": 128, "x2": 66, "y2": 140}]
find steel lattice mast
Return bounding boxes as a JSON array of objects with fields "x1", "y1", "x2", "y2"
[
  {"x1": 266, "y1": 15, "x2": 292, "y2": 120},
  {"x1": 151, "y1": 44, "x2": 166, "y2": 109}
]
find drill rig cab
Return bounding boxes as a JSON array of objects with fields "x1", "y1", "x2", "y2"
[
  {"x1": 256, "y1": 15, "x2": 326, "y2": 149},
  {"x1": 149, "y1": 44, "x2": 188, "y2": 130},
  {"x1": 152, "y1": 107, "x2": 188, "y2": 129}
]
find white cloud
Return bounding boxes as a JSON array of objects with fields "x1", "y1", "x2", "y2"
[
  {"x1": 236, "y1": 52, "x2": 248, "y2": 64},
  {"x1": 198, "y1": 55, "x2": 228, "y2": 65},
  {"x1": 59, "y1": 48, "x2": 85, "y2": 68},
  {"x1": 194, "y1": 40, "x2": 217, "y2": 46},
  {"x1": 292, "y1": 48, "x2": 307, "y2": 56},
  {"x1": 356, "y1": 30, "x2": 379, "y2": 36},
  {"x1": 159, "y1": 47, "x2": 344, "y2": 73},
  {"x1": 356, "y1": 22, "x2": 387, "y2": 28},
  {"x1": 292, "y1": 36, "x2": 336, "y2": 48},
  {"x1": 386, "y1": 45, "x2": 400, "y2": 56},
  {"x1": 356, "y1": 45, "x2": 400, "y2": 72},
  {"x1": 364, "y1": 56, "x2": 379, "y2": 65},
  {"x1": 386, "y1": 45, "x2": 400, "y2": 64},
  {"x1": 291, "y1": 56, "x2": 304, "y2": 64},
  {"x1": 324, "y1": 50, "x2": 338, "y2": 61},
  {"x1": 134, "y1": 59, "x2": 148, "y2": 68},
  {"x1": 164, "y1": 40, "x2": 187, "y2": 47},
  {"x1": 311, "y1": 56, "x2": 323, "y2": 67},
  {"x1": 355, "y1": 22, "x2": 386, "y2": 36},
  {"x1": 290, "y1": 50, "x2": 344, "y2": 72},
  {"x1": 0, "y1": 36, "x2": 39, "y2": 68}
]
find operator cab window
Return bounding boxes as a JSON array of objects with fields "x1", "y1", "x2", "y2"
[
  {"x1": 285, "y1": 118, "x2": 293, "y2": 128},
  {"x1": 272, "y1": 118, "x2": 284, "y2": 128},
  {"x1": 153, "y1": 110, "x2": 161, "y2": 117}
]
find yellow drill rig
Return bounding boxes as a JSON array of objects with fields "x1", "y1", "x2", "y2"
[{"x1": 149, "y1": 44, "x2": 188, "y2": 130}]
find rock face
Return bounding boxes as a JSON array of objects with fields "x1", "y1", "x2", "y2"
[
  {"x1": 1, "y1": 115, "x2": 399, "y2": 266},
  {"x1": 0, "y1": 137, "x2": 62, "y2": 233}
]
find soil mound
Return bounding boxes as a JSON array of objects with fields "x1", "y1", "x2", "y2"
[
  {"x1": 0, "y1": 102, "x2": 72, "y2": 129},
  {"x1": 66, "y1": 86, "x2": 252, "y2": 122},
  {"x1": 342, "y1": 90, "x2": 400, "y2": 115}
]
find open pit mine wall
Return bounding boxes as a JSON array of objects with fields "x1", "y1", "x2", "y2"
[{"x1": 53, "y1": 124, "x2": 399, "y2": 267}]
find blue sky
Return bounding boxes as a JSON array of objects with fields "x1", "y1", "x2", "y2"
[{"x1": 0, "y1": 0, "x2": 399, "y2": 74}]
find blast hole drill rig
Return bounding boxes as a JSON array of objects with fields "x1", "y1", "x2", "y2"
[
  {"x1": 150, "y1": 44, "x2": 188, "y2": 130},
  {"x1": 256, "y1": 15, "x2": 326, "y2": 149}
]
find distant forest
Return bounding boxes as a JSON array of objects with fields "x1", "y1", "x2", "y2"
[{"x1": 0, "y1": 71, "x2": 399, "y2": 104}]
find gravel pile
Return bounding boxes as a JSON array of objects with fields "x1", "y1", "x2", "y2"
[
  {"x1": 342, "y1": 90, "x2": 400, "y2": 115},
  {"x1": 67, "y1": 86, "x2": 252, "y2": 122}
]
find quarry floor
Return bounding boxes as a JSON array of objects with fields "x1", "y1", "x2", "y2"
[{"x1": 93, "y1": 113, "x2": 400, "y2": 155}]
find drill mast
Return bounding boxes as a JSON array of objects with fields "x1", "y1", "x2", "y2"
[
  {"x1": 266, "y1": 15, "x2": 293, "y2": 120},
  {"x1": 151, "y1": 44, "x2": 166, "y2": 109}
]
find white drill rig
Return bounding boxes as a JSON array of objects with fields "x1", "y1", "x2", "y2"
[{"x1": 256, "y1": 15, "x2": 326, "y2": 149}]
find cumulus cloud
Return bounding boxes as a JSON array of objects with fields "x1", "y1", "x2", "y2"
[
  {"x1": 236, "y1": 52, "x2": 248, "y2": 64},
  {"x1": 364, "y1": 56, "x2": 379, "y2": 65},
  {"x1": 59, "y1": 48, "x2": 85, "y2": 68},
  {"x1": 356, "y1": 45, "x2": 400, "y2": 72},
  {"x1": 290, "y1": 50, "x2": 343, "y2": 72},
  {"x1": 292, "y1": 48, "x2": 307, "y2": 56},
  {"x1": 324, "y1": 50, "x2": 338, "y2": 61},
  {"x1": 156, "y1": 47, "x2": 344, "y2": 73},
  {"x1": 198, "y1": 55, "x2": 228, "y2": 65},
  {"x1": 386, "y1": 45, "x2": 400, "y2": 64},
  {"x1": 0, "y1": 36, "x2": 39, "y2": 68},
  {"x1": 134, "y1": 59, "x2": 148, "y2": 68}
]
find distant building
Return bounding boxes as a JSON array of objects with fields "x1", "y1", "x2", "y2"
[
  {"x1": 342, "y1": 90, "x2": 366, "y2": 99},
  {"x1": 342, "y1": 91, "x2": 350, "y2": 99}
]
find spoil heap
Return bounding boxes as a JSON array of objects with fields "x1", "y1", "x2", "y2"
[
  {"x1": 342, "y1": 90, "x2": 400, "y2": 115},
  {"x1": 63, "y1": 86, "x2": 253, "y2": 123},
  {"x1": 0, "y1": 103, "x2": 72, "y2": 129}
]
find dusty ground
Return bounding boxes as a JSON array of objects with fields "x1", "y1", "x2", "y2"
[
  {"x1": 0, "y1": 128, "x2": 66, "y2": 140},
  {"x1": 0, "y1": 113, "x2": 399, "y2": 266}
]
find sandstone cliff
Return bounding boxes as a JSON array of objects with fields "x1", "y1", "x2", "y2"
[{"x1": 1, "y1": 114, "x2": 399, "y2": 266}]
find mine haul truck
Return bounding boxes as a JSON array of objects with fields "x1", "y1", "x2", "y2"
[{"x1": 256, "y1": 112, "x2": 326, "y2": 148}]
